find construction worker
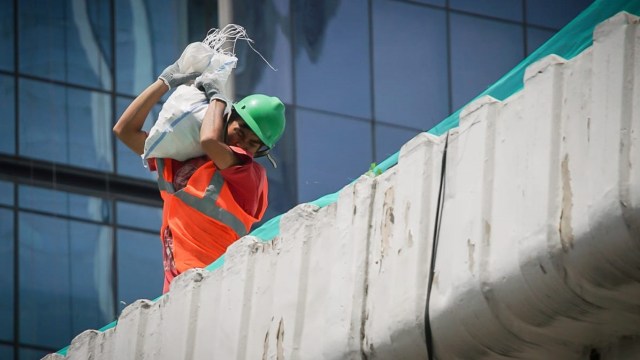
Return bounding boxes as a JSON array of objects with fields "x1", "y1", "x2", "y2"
[{"x1": 113, "y1": 56, "x2": 286, "y2": 293}]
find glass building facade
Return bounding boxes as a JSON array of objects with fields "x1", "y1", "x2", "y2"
[{"x1": 0, "y1": 0, "x2": 592, "y2": 357}]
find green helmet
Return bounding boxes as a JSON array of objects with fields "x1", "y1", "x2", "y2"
[{"x1": 233, "y1": 94, "x2": 286, "y2": 149}]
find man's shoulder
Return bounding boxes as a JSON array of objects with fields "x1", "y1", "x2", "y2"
[
  {"x1": 238, "y1": 159, "x2": 267, "y2": 180},
  {"x1": 220, "y1": 156, "x2": 265, "y2": 184}
]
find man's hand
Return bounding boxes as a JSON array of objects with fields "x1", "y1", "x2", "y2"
[
  {"x1": 158, "y1": 62, "x2": 201, "y2": 89},
  {"x1": 195, "y1": 74, "x2": 229, "y2": 104}
]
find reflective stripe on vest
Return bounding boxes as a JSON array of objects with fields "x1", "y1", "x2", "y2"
[{"x1": 156, "y1": 159, "x2": 248, "y2": 237}]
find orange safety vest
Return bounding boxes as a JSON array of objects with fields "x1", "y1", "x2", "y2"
[{"x1": 155, "y1": 158, "x2": 267, "y2": 274}]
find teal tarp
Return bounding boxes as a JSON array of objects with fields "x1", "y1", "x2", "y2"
[{"x1": 57, "y1": 0, "x2": 640, "y2": 355}]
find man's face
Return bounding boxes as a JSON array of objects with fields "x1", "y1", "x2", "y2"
[{"x1": 226, "y1": 119, "x2": 263, "y2": 156}]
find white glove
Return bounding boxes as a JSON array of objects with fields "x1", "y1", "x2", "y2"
[{"x1": 158, "y1": 62, "x2": 201, "y2": 89}]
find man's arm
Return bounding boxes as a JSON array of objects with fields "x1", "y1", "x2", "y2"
[
  {"x1": 200, "y1": 99, "x2": 241, "y2": 170},
  {"x1": 113, "y1": 80, "x2": 168, "y2": 155},
  {"x1": 113, "y1": 51, "x2": 201, "y2": 155}
]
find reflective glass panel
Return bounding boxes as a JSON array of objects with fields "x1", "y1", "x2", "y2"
[
  {"x1": 0, "y1": 345, "x2": 13, "y2": 360},
  {"x1": 294, "y1": 0, "x2": 371, "y2": 118},
  {"x1": 19, "y1": 213, "x2": 114, "y2": 348},
  {"x1": 19, "y1": 185, "x2": 111, "y2": 223},
  {"x1": 0, "y1": 180, "x2": 13, "y2": 206},
  {"x1": 187, "y1": 0, "x2": 218, "y2": 43},
  {"x1": 0, "y1": 209, "x2": 14, "y2": 342},
  {"x1": 116, "y1": 0, "x2": 188, "y2": 96},
  {"x1": 234, "y1": 0, "x2": 293, "y2": 103},
  {"x1": 450, "y1": 14, "x2": 524, "y2": 110},
  {"x1": 254, "y1": 105, "x2": 298, "y2": 223},
  {"x1": 413, "y1": 0, "x2": 445, "y2": 6},
  {"x1": 117, "y1": 229, "x2": 163, "y2": 311},
  {"x1": 116, "y1": 201, "x2": 162, "y2": 232},
  {"x1": 373, "y1": 1, "x2": 448, "y2": 129},
  {"x1": 296, "y1": 109, "x2": 372, "y2": 203},
  {"x1": 526, "y1": 0, "x2": 594, "y2": 29},
  {"x1": 375, "y1": 124, "x2": 420, "y2": 163},
  {"x1": 527, "y1": 27, "x2": 556, "y2": 56},
  {"x1": 0, "y1": 75, "x2": 15, "y2": 155},
  {"x1": 0, "y1": 0, "x2": 13, "y2": 71},
  {"x1": 19, "y1": 0, "x2": 113, "y2": 89},
  {"x1": 19, "y1": 79, "x2": 113, "y2": 171},
  {"x1": 20, "y1": 348, "x2": 51, "y2": 360},
  {"x1": 450, "y1": 0, "x2": 523, "y2": 22},
  {"x1": 115, "y1": 96, "x2": 160, "y2": 180}
]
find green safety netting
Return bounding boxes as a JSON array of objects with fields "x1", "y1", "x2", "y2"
[{"x1": 57, "y1": 0, "x2": 640, "y2": 355}]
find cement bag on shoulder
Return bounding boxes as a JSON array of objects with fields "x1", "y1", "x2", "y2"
[
  {"x1": 142, "y1": 51, "x2": 237, "y2": 162},
  {"x1": 142, "y1": 84, "x2": 209, "y2": 162},
  {"x1": 142, "y1": 24, "x2": 264, "y2": 162}
]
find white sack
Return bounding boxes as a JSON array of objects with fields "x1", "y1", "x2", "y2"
[
  {"x1": 142, "y1": 84, "x2": 209, "y2": 162},
  {"x1": 142, "y1": 51, "x2": 237, "y2": 162}
]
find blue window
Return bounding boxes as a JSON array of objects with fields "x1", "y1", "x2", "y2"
[
  {"x1": 296, "y1": 109, "x2": 373, "y2": 203},
  {"x1": 186, "y1": 1, "x2": 218, "y2": 43},
  {"x1": 450, "y1": 13, "x2": 524, "y2": 110},
  {"x1": 0, "y1": 345, "x2": 13, "y2": 360},
  {"x1": 373, "y1": 0, "x2": 448, "y2": 129},
  {"x1": 19, "y1": 0, "x2": 113, "y2": 90},
  {"x1": 375, "y1": 124, "x2": 420, "y2": 163},
  {"x1": 19, "y1": 79, "x2": 113, "y2": 172},
  {"x1": 0, "y1": 209, "x2": 13, "y2": 342},
  {"x1": 0, "y1": 0, "x2": 13, "y2": 71},
  {"x1": 116, "y1": 201, "x2": 162, "y2": 232},
  {"x1": 0, "y1": 75, "x2": 15, "y2": 155},
  {"x1": 234, "y1": 0, "x2": 293, "y2": 104},
  {"x1": 117, "y1": 229, "x2": 163, "y2": 311},
  {"x1": 115, "y1": 96, "x2": 161, "y2": 180},
  {"x1": 450, "y1": 0, "x2": 523, "y2": 22},
  {"x1": 19, "y1": 185, "x2": 112, "y2": 223},
  {"x1": 20, "y1": 348, "x2": 51, "y2": 360},
  {"x1": 294, "y1": 0, "x2": 371, "y2": 119},
  {"x1": 0, "y1": 180, "x2": 13, "y2": 206},
  {"x1": 412, "y1": 0, "x2": 445, "y2": 6},
  {"x1": 527, "y1": 27, "x2": 556, "y2": 55},
  {"x1": 19, "y1": 213, "x2": 114, "y2": 349},
  {"x1": 116, "y1": 0, "x2": 188, "y2": 96},
  {"x1": 526, "y1": 0, "x2": 594, "y2": 29}
]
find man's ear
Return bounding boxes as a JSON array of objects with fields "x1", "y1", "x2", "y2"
[{"x1": 227, "y1": 109, "x2": 241, "y2": 123}]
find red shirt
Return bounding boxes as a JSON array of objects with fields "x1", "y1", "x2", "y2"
[{"x1": 148, "y1": 146, "x2": 267, "y2": 217}]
